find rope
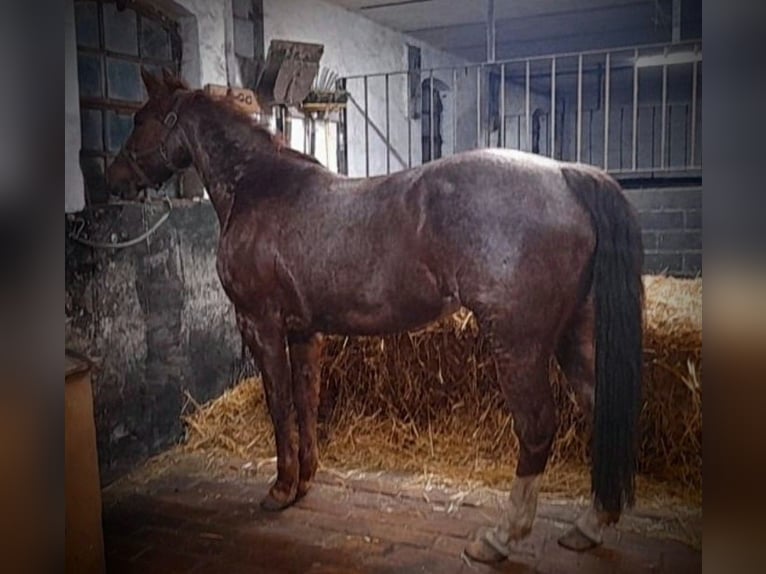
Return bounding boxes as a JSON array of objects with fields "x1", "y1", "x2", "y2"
[{"x1": 68, "y1": 197, "x2": 173, "y2": 249}]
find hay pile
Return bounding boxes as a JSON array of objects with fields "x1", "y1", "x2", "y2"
[{"x1": 183, "y1": 275, "x2": 701, "y2": 503}]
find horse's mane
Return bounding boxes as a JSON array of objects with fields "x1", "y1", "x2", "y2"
[{"x1": 204, "y1": 92, "x2": 323, "y2": 167}]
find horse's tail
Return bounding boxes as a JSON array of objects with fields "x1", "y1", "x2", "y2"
[{"x1": 562, "y1": 164, "x2": 644, "y2": 515}]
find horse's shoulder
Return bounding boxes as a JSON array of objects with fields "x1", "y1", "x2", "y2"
[{"x1": 217, "y1": 223, "x2": 280, "y2": 299}]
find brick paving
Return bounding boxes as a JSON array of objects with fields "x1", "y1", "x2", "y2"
[{"x1": 103, "y1": 453, "x2": 701, "y2": 573}]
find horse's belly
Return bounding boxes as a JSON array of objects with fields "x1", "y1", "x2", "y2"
[{"x1": 315, "y1": 294, "x2": 460, "y2": 337}]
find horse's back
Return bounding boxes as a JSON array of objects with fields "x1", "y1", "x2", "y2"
[
  {"x1": 400, "y1": 149, "x2": 598, "y2": 311},
  {"x1": 416, "y1": 149, "x2": 594, "y2": 249}
]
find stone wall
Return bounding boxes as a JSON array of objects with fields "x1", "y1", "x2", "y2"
[{"x1": 66, "y1": 201, "x2": 241, "y2": 483}]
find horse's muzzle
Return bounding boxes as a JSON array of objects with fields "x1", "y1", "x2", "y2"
[{"x1": 106, "y1": 157, "x2": 143, "y2": 200}]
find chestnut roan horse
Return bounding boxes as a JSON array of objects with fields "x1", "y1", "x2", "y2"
[{"x1": 108, "y1": 69, "x2": 643, "y2": 563}]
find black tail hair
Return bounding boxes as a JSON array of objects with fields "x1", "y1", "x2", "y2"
[{"x1": 562, "y1": 164, "x2": 644, "y2": 514}]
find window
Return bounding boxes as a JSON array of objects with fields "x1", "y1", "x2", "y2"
[{"x1": 75, "y1": 0, "x2": 182, "y2": 203}]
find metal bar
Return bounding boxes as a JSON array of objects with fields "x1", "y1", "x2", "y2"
[
  {"x1": 576, "y1": 53, "x2": 583, "y2": 162},
  {"x1": 690, "y1": 59, "x2": 698, "y2": 167},
  {"x1": 79, "y1": 97, "x2": 143, "y2": 113},
  {"x1": 500, "y1": 63, "x2": 505, "y2": 147},
  {"x1": 77, "y1": 45, "x2": 184, "y2": 68},
  {"x1": 347, "y1": 89, "x2": 409, "y2": 170},
  {"x1": 430, "y1": 68, "x2": 434, "y2": 162},
  {"x1": 608, "y1": 166, "x2": 702, "y2": 175},
  {"x1": 476, "y1": 65, "x2": 481, "y2": 147},
  {"x1": 339, "y1": 39, "x2": 702, "y2": 80},
  {"x1": 603, "y1": 52, "x2": 610, "y2": 170},
  {"x1": 452, "y1": 67, "x2": 458, "y2": 154},
  {"x1": 672, "y1": 0, "x2": 681, "y2": 43},
  {"x1": 336, "y1": 78, "x2": 348, "y2": 175},
  {"x1": 407, "y1": 74, "x2": 412, "y2": 168},
  {"x1": 632, "y1": 48, "x2": 638, "y2": 171},
  {"x1": 487, "y1": 0, "x2": 496, "y2": 63},
  {"x1": 525, "y1": 59, "x2": 530, "y2": 151},
  {"x1": 309, "y1": 115, "x2": 316, "y2": 156},
  {"x1": 660, "y1": 63, "x2": 668, "y2": 168},
  {"x1": 385, "y1": 73, "x2": 390, "y2": 174},
  {"x1": 550, "y1": 57, "x2": 556, "y2": 158},
  {"x1": 364, "y1": 75, "x2": 369, "y2": 176}
]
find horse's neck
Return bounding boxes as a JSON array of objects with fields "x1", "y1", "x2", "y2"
[{"x1": 180, "y1": 95, "x2": 278, "y2": 223}]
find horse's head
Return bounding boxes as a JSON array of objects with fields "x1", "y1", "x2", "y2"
[{"x1": 106, "y1": 68, "x2": 192, "y2": 200}]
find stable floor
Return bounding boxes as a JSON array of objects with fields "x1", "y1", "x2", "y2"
[{"x1": 103, "y1": 452, "x2": 701, "y2": 574}]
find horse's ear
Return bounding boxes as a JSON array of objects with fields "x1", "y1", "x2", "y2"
[
  {"x1": 162, "y1": 67, "x2": 189, "y2": 92},
  {"x1": 141, "y1": 67, "x2": 165, "y2": 99}
]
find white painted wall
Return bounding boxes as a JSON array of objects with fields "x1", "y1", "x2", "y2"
[
  {"x1": 155, "y1": 0, "x2": 231, "y2": 87},
  {"x1": 65, "y1": 0, "x2": 85, "y2": 213},
  {"x1": 263, "y1": 0, "x2": 476, "y2": 176}
]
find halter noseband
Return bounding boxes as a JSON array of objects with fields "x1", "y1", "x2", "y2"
[{"x1": 118, "y1": 96, "x2": 186, "y2": 188}]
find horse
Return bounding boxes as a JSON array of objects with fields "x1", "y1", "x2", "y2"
[{"x1": 106, "y1": 68, "x2": 644, "y2": 563}]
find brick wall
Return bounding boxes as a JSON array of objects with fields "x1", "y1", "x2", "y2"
[{"x1": 622, "y1": 184, "x2": 702, "y2": 277}]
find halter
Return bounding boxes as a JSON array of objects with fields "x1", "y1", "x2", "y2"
[{"x1": 117, "y1": 96, "x2": 186, "y2": 188}]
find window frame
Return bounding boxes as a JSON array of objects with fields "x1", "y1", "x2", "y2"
[{"x1": 76, "y1": 0, "x2": 183, "y2": 204}]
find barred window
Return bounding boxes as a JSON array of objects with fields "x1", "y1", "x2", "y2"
[{"x1": 75, "y1": 0, "x2": 182, "y2": 203}]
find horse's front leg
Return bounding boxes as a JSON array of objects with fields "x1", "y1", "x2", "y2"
[
  {"x1": 236, "y1": 310, "x2": 298, "y2": 511},
  {"x1": 288, "y1": 333, "x2": 323, "y2": 500}
]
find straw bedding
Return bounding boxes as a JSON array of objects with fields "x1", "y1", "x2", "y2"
[{"x1": 182, "y1": 275, "x2": 702, "y2": 503}]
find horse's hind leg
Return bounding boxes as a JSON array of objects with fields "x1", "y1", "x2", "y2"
[
  {"x1": 554, "y1": 295, "x2": 620, "y2": 551},
  {"x1": 288, "y1": 333, "x2": 323, "y2": 500},
  {"x1": 555, "y1": 293, "x2": 596, "y2": 421},
  {"x1": 464, "y1": 315, "x2": 557, "y2": 563}
]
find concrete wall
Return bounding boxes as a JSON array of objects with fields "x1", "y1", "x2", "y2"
[{"x1": 66, "y1": 201, "x2": 241, "y2": 482}]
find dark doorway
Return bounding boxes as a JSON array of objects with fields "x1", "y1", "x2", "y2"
[{"x1": 421, "y1": 78, "x2": 443, "y2": 163}]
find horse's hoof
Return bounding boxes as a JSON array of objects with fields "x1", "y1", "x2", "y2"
[
  {"x1": 463, "y1": 532, "x2": 508, "y2": 564},
  {"x1": 295, "y1": 480, "x2": 312, "y2": 501},
  {"x1": 557, "y1": 526, "x2": 601, "y2": 552},
  {"x1": 260, "y1": 490, "x2": 295, "y2": 511}
]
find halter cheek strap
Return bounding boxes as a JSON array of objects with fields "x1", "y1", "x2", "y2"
[{"x1": 118, "y1": 97, "x2": 186, "y2": 188}]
